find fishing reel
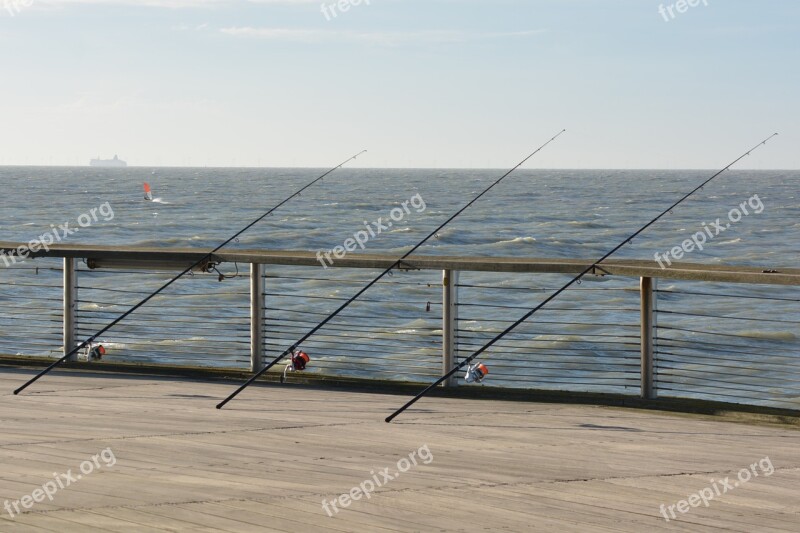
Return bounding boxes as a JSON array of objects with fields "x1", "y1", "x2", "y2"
[
  {"x1": 281, "y1": 350, "x2": 310, "y2": 383},
  {"x1": 464, "y1": 362, "x2": 489, "y2": 384},
  {"x1": 80, "y1": 342, "x2": 106, "y2": 362}
]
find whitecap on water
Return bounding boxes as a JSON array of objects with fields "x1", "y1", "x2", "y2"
[
  {"x1": 154, "y1": 337, "x2": 208, "y2": 346},
  {"x1": 493, "y1": 236, "x2": 537, "y2": 246}
]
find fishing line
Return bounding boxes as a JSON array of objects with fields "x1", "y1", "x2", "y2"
[
  {"x1": 13, "y1": 150, "x2": 367, "y2": 395},
  {"x1": 216, "y1": 129, "x2": 566, "y2": 408},
  {"x1": 385, "y1": 133, "x2": 779, "y2": 423}
]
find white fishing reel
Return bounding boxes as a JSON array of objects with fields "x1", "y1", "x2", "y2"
[
  {"x1": 464, "y1": 362, "x2": 489, "y2": 384},
  {"x1": 281, "y1": 350, "x2": 310, "y2": 383},
  {"x1": 79, "y1": 342, "x2": 106, "y2": 362}
]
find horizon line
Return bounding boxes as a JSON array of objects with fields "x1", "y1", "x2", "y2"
[{"x1": 0, "y1": 165, "x2": 796, "y2": 172}]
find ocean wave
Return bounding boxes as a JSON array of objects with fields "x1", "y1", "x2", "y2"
[
  {"x1": 567, "y1": 221, "x2": 606, "y2": 229},
  {"x1": 738, "y1": 331, "x2": 796, "y2": 341},
  {"x1": 493, "y1": 236, "x2": 537, "y2": 246},
  {"x1": 152, "y1": 337, "x2": 209, "y2": 345}
]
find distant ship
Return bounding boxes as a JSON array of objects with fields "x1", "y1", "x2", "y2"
[{"x1": 90, "y1": 155, "x2": 127, "y2": 167}]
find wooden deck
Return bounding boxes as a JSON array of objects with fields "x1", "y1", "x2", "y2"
[{"x1": 0, "y1": 368, "x2": 797, "y2": 532}]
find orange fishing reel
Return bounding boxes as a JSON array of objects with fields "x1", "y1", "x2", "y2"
[
  {"x1": 83, "y1": 343, "x2": 106, "y2": 362},
  {"x1": 465, "y1": 362, "x2": 489, "y2": 384},
  {"x1": 281, "y1": 350, "x2": 310, "y2": 383}
]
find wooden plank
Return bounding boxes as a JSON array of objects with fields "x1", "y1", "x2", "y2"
[{"x1": 0, "y1": 371, "x2": 798, "y2": 532}]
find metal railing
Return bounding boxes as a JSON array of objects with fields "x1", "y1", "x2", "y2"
[{"x1": 1, "y1": 242, "x2": 799, "y2": 411}]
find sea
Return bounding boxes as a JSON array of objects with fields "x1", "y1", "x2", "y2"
[{"x1": 1, "y1": 167, "x2": 798, "y2": 407}]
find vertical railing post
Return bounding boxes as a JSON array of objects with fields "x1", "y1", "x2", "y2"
[
  {"x1": 250, "y1": 263, "x2": 265, "y2": 373},
  {"x1": 63, "y1": 257, "x2": 78, "y2": 361},
  {"x1": 640, "y1": 276, "x2": 657, "y2": 399},
  {"x1": 442, "y1": 269, "x2": 459, "y2": 387}
]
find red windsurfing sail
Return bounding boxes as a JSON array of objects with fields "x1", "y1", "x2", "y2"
[{"x1": 143, "y1": 182, "x2": 153, "y2": 201}]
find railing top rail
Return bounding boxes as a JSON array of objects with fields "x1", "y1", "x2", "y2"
[{"x1": 2, "y1": 241, "x2": 798, "y2": 286}]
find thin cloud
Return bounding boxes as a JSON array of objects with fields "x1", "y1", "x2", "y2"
[
  {"x1": 34, "y1": 0, "x2": 316, "y2": 6},
  {"x1": 219, "y1": 27, "x2": 546, "y2": 45}
]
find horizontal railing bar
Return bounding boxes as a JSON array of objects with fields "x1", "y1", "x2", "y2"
[
  {"x1": 72, "y1": 346, "x2": 251, "y2": 357},
  {"x1": 657, "y1": 363, "x2": 800, "y2": 383},
  {"x1": 263, "y1": 292, "x2": 442, "y2": 306},
  {"x1": 77, "y1": 315, "x2": 250, "y2": 326},
  {"x1": 273, "y1": 359, "x2": 441, "y2": 370},
  {"x1": 99, "y1": 355, "x2": 249, "y2": 364},
  {"x1": 76, "y1": 325, "x2": 250, "y2": 337},
  {"x1": 453, "y1": 376, "x2": 640, "y2": 385},
  {"x1": 264, "y1": 316, "x2": 440, "y2": 330},
  {"x1": 3, "y1": 242, "x2": 798, "y2": 285},
  {"x1": 264, "y1": 275, "x2": 430, "y2": 287},
  {"x1": 657, "y1": 289, "x2": 800, "y2": 302},
  {"x1": 1, "y1": 284, "x2": 63, "y2": 290},
  {"x1": 77, "y1": 286, "x2": 251, "y2": 296},
  {"x1": 263, "y1": 323, "x2": 441, "y2": 337},
  {"x1": 658, "y1": 325, "x2": 797, "y2": 342},
  {"x1": 3, "y1": 343, "x2": 62, "y2": 350},
  {"x1": 458, "y1": 344, "x2": 639, "y2": 354},
  {"x1": 453, "y1": 362, "x2": 643, "y2": 370},
  {"x1": 264, "y1": 343, "x2": 438, "y2": 357},
  {"x1": 655, "y1": 335, "x2": 794, "y2": 354},
  {"x1": 458, "y1": 329, "x2": 641, "y2": 340},
  {"x1": 458, "y1": 317, "x2": 640, "y2": 328},
  {"x1": 457, "y1": 284, "x2": 633, "y2": 292},
  {"x1": 656, "y1": 346, "x2": 797, "y2": 365},
  {"x1": 461, "y1": 351, "x2": 639, "y2": 362},
  {"x1": 456, "y1": 332, "x2": 639, "y2": 345},
  {"x1": 0, "y1": 318, "x2": 63, "y2": 326},
  {"x1": 1, "y1": 331, "x2": 61, "y2": 344},
  {"x1": 0, "y1": 307, "x2": 63, "y2": 314},
  {"x1": 74, "y1": 330, "x2": 250, "y2": 343},
  {"x1": 77, "y1": 306, "x2": 249, "y2": 315},
  {"x1": 1, "y1": 297, "x2": 61, "y2": 306},
  {"x1": 274, "y1": 357, "x2": 441, "y2": 369},
  {"x1": 659, "y1": 310, "x2": 800, "y2": 324},
  {"x1": 264, "y1": 332, "x2": 438, "y2": 349},
  {"x1": 457, "y1": 303, "x2": 639, "y2": 312},
  {"x1": 656, "y1": 355, "x2": 800, "y2": 376},
  {"x1": 265, "y1": 349, "x2": 440, "y2": 363}
]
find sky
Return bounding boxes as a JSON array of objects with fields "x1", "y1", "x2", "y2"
[{"x1": 0, "y1": 0, "x2": 797, "y2": 169}]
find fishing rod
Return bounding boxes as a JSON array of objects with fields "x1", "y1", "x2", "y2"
[
  {"x1": 216, "y1": 129, "x2": 567, "y2": 409},
  {"x1": 385, "y1": 133, "x2": 779, "y2": 423},
  {"x1": 13, "y1": 150, "x2": 367, "y2": 395}
]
